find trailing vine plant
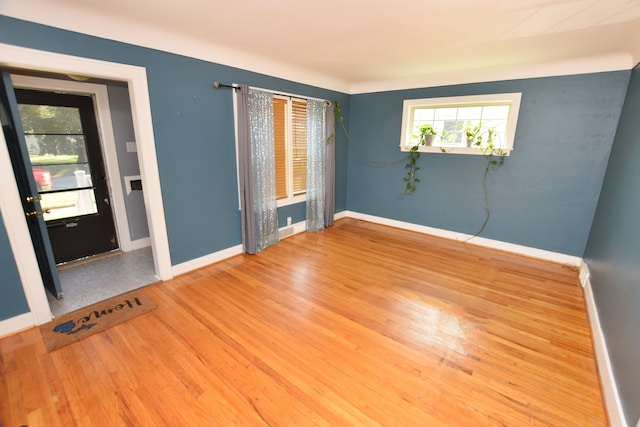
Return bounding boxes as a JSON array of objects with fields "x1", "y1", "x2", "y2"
[
  {"x1": 330, "y1": 101, "x2": 349, "y2": 143},
  {"x1": 402, "y1": 142, "x2": 423, "y2": 196},
  {"x1": 401, "y1": 124, "x2": 436, "y2": 196},
  {"x1": 466, "y1": 126, "x2": 507, "y2": 240}
]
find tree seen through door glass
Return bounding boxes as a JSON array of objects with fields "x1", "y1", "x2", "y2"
[{"x1": 17, "y1": 104, "x2": 98, "y2": 221}]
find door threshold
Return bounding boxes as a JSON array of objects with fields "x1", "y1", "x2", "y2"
[{"x1": 57, "y1": 249, "x2": 122, "y2": 271}]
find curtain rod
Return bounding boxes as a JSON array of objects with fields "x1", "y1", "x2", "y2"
[
  {"x1": 213, "y1": 81, "x2": 331, "y2": 105},
  {"x1": 213, "y1": 81, "x2": 239, "y2": 90}
]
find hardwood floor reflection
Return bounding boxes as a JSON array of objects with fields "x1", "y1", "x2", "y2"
[{"x1": 0, "y1": 219, "x2": 608, "y2": 426}]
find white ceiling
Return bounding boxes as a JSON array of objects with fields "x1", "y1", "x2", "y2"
[{"x1": 2, "y1": 0, "x2": 640, "y2": 93}]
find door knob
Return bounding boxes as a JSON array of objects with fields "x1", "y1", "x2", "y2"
[{"x1": 26, "y1": 209, "x2": 51, "y2": 217}]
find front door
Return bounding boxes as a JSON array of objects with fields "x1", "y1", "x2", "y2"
[
  {"x1": 15, "y1": 88, "x2": 119, "y2": 264},
  {"x1": 0, "y1": 72, "x2": 63, "y2": 298}
]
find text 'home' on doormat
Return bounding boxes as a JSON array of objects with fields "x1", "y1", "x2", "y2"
[{"x1": 40, "y1": 291, "x2": 157, "y2": 352}]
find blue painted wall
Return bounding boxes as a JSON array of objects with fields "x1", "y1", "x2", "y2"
[
  {"x1": 584, "y1": 64, "x2": 640, "y2": 426},
  {"x1": 346, "y1": 73, "x2": 629, "y2": 256},
  {"x1": 0, "y1": 15, "x2": 349, "y2": 321},
  {"x1": 0, "y1": 211, "x2": 30, "y2": 318}
]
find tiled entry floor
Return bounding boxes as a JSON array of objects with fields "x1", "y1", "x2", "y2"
[{"x1": 47, "y1": 246, "x2": 159, "y2": 317}]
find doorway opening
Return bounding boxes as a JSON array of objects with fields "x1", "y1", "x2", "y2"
[
  {"x1": 0, "y1": 45, "x2": 172, "y2": 327},
  {"x1": 7, "y1": 72, "x2": 162, "y2": 316}
]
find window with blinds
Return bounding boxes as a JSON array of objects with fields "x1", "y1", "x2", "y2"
[{"x1": 273, "y1": 96, "x2": 307, "y2": 203}]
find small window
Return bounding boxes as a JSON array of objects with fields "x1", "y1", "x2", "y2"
[{"x1": 400, "y1": 93, "x2": 522, "y2": 155}]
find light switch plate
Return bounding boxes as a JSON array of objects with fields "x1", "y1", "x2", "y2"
[{"x1": 126, "y1": 141, "x2": 137, "y2": 152}]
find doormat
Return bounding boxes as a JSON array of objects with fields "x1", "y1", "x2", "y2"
[{"x1": 39, "y1": 291, "x2": 157, "y2": 352}]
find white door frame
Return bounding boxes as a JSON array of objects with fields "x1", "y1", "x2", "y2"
[{"x1": 0, "y1": 42, "x2": 173, "y2": 327}]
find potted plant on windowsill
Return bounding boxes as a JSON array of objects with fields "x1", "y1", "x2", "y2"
[
  {"x1": 415, "y1": 123, "x2": 437, "y2": 146},
  {"x1": 463, "y1": 121, "x2": 483, "y2": 147}
]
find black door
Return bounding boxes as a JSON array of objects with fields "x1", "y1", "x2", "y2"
[
  {"x1": 15, "y1": 88, "x2": 119, "y2": 264},
  {"x1": 0, "y1": 72, "x2": 63, "y2": 299}
]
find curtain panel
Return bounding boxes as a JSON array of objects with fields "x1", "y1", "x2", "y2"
[
  {"x1": 237, "y1": 86, "x2": 335, "y2": 250},
  {"x1": 306, "y1": 99, "x2": 326, "y2": 232},
  {"x1": 236, "y1": 86, "x2": 279, "y2": 254}
]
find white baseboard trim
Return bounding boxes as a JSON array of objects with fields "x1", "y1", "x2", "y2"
[
  {"x1": 578, "y1": 259, "x2": 590, "y2": 287},
  {"x1": 0, "y1": 312, "x2": 35, "y2": 338},
  {"x1": 130, "y1": 237, "x2": 151, "y2": 251},
  {"x1": 171, "y1": 244, "x2": 243, "y2": 277},
  {"x1": 170, "y1": 217, "x2": 321, "y2": 277},
  {"x1": 334, "y1": 210, "x2": 350, "y2": 221},
  {"x1": 171, "y1": 219, "x2": 312, "y2": 277},
  {"x1": 343, "y1": 211, "x2": 582, "y2": 266},
  {"x1": 580, "y1": 263, "x2": 627, "y2": 427}
]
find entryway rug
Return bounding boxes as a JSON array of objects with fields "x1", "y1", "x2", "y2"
[{"x1": 40, "y1": 290, "x2": 157, "y2": 352}]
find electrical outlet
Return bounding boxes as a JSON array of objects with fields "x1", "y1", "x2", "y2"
[{"x1": 287, "y1": 216, "x2": 292, "y2": 226}]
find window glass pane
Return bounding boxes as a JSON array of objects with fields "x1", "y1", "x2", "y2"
[
  {"x1": 19, "y1": 102, "x2": 101, "y2": 221},
  {"x1": 28, "y1": 136, "x2": 91, "y2": 192},
  {"x1": 20, "y1": 104, "x2": 95, "y2": 194},
  {"x1": 457, "y1": 106, "x2": 481, "y2": 120},
  {"x1": 18, "y1": 104, "x2": 82, "y2": 134},
  {"x1": 487, "y1": 120, "x2": 508, "y2": 147},
  {"x1": 434, "y1": 108, "x2": 458, "y2": 121},
  {"x1": 492, "y1": 121, "x2": 507, "y2": 133},
  {"x1": 481, "y1": 105, "x2": 510, "y2": 120},
  {"x1": 443, "y1": 120, "x2": 464, "y2": 146},
  {"x1": 25, "y1": 134, "x2": 87, "y2": 159},
  {"x1": 414, "y1": 108, "x2": 434, "y2": 122}
]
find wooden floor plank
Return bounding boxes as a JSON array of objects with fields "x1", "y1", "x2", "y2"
[{"x1": 0, "y1": 219, "x2": 608, "y2": 426}]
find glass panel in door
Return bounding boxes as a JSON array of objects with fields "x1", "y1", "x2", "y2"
[{"x1": 18, "y1": 104, "x2": 99, "y2": 221}]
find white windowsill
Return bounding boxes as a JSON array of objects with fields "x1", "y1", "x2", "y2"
[
  {"x1": 400, "y1": 145, "x2": 513, "y2": 156},
  {"x1": 277, "y1": 194, "x2": 306, "y2": 208}
]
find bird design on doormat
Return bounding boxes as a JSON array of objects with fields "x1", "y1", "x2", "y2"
[{"x1": 53, "y1": 320, "x2": 97, "y2": 335}]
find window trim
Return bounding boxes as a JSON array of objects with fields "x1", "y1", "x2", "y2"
[{"x1": 399, "y1": 92, "x2": 522, "y2": 155}]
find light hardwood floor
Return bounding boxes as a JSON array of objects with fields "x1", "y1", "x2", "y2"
[{"x1": 0, "y1": 219, "x2": 608, "y2": 426}]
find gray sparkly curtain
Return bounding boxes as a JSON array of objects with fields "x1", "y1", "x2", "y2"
[
  {"x1": 306, "y1": 99, "x2": 326, "y2": 231},
  {"x1": 236, "y1": 86, "x2": 279, "y2": 254}
]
